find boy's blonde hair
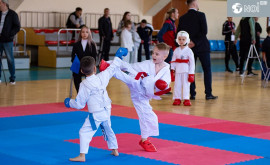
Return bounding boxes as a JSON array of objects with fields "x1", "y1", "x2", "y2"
[{"x1": 155, "y1": 42, "x2": 171, "y2": 58}]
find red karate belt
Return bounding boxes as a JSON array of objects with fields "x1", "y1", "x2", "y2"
[{"x1": 170, "y1": 59, "x2": 189, "y2": 63}]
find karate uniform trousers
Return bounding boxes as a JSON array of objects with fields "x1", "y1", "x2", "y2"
[
  {"x1": 116, "y1": 60, "x2": 171, "y2": 139},
  {"x1": 69, "y1": 57, "x2": 122, "y2": 154}
]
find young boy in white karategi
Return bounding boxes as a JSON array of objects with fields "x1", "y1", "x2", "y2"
[
  {"x1": 64, "y1": 48, "x2": 128, "y2": 162},
  {"x1": 171, "y1": 31, "x2": 195, "y2": 106},
  {"x1": 100, "y1": 43, "x2": 171, "y2": 152}
]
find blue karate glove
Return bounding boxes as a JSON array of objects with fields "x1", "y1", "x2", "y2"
[
  {"x1": 115, "y1": 47, "x2": 128, "y2": 59},
  {"x1": 64, "y1": 98, "x2": 71, "y2": 108}
]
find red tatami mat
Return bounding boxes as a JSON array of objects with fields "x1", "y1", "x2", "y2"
[{"x1": 66, "y1": 133, "x2": 263, "y2": 165}]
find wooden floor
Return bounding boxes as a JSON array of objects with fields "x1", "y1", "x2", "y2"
[{"x1": 1, "y1": 71, "x2": 270, "y2": 126}]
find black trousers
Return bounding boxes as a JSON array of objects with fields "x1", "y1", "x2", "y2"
[
  {"x1": 165, "y1": 48, "x2": 173, "y2": 64},
  {"x1": 73, "y1": 72, "x2": 84, "y2": 93},
  {"x1": 100, "y1": 38, "x2": 111, "y2": 61},
  {"x1": 225, "y1": 41, "x2": 239, "y2": 69},
  {"x1": 190, "y1": 52, "x2": 212, "y2": 97},
  {"x1": 138, "y1": 42, "x2": 150, "y2": 62},
  {"x1": 239, "y1": 43, "x2": 254, "y2": 72}
]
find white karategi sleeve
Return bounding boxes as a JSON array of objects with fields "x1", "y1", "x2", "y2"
[
  {"x1": 69, "y1": 84, "x2": 90, "y2": 110},
  {"x1": 188, "y1": 49, "x2": 195, "y2": 74},
  {"x1": 97, "y1": 57, "x2": 122, "y2": 87}
]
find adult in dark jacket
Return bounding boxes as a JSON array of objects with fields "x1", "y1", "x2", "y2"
[
  {"x1": 222, "y1": 17, "x2": 239, "y2": 72},
  {"x1": 66, "y1": 7, "x2": 84, "y2": 40},
  {"x1": 71, "y1": 26, "x2": 97, "y2": 92},
  {"x1": 177, "y1": 0, "x2": 217, "y2": 100},
  {"x1": 0, "y1": 0, "x2": 20, "y2": 84},
  {"x1": 137, "y1": 19, "x2": 153, "y2": 62},
  {"x1": 98, "y1": 8, "x2": 113, "y2": 61}
]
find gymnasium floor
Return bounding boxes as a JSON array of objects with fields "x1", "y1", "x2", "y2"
[{"x1": 0, "y1": 59, "x2": 270, "y2": 165}]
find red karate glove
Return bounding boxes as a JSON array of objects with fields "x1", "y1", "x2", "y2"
[
  {"x1": 170, "y1": 70, "x2": 175, "y2": 82},
  {"x1": 99, "y1": 59, "x2": 110, "y2": 72},
  {"x1": 188, "y1": 74, "x2": 195, "y2": 83},
  {"x1": 155, "y1": 79, "x2": 168, "y2": 90}
]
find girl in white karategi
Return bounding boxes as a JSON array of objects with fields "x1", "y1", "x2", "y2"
[
  {"x1": 64, "y1": 51, "x2": 127, "y2": 162},
  {"x1": 100, "y1": 43, "x2": 171, "y2": 152},
  {"x1": 171, "y1": 31, "x2": 195, "y2": 106}
]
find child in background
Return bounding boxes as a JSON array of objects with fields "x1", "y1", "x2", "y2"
[
  {"x1": 71, "y1": 25, "x2": 97, "y2": 93},
  {"x1": 171, "y1": 31, "x2": 195, "y2": 106},
  {"x1": 64, "y1": 49, "x2": 128, "y2": 162},
  {"x1": 100, "y1": 43, "x2": 171, "y2": 152},
  {"x1": 121, "y1": 20, "x2": 134, "y2": 63},
  {"x1": 131, "y1": 27, "x2": 142, "y2": 63}
]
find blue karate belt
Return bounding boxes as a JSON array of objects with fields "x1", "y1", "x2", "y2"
[
  {"x1": 100, "y1": 124, "x2": 108, "y2": 141},
  {"x1": 88, "y1": 113, "x2": 97, "y2": 131}
]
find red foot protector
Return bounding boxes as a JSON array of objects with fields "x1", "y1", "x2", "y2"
[
  {"x1": 183, "y1": 100, "x2": 191, "y2": 106},
  {"x1": 173, "y1": 99, "x2": 181, "y2": 105},
  {"x1": 139, "y1": 139, "x2": 157, "y2": 152},
  {"x1": 66, "y1": 133, "x2": 263, "y2": 165}
]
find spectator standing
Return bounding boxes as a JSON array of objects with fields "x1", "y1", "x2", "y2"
[
  {"x1": 157, "y1": 8, "x2": 179, "y2": 64},
  {"x1": 116, "y1": 11, "x2": 135, "y2": 37},
  {"x1": 262, "y1": 27, "x2": 270, "y2": 69},
  {"x1": 222, "y1": 17, "x2": 239, "y2": 73},
  {"x1": 71, "y1": 26, "x2": 97, "y2": 93},
  {"x1": 177, "y1": 0, "x2": 218, "y2": 100},
  {"x1": 137, "y1": 19, "x2": 153, "y2": 62},
  {"x1": 254, "y1": 17, "x2": 262, "y2": 57},
  {"x1": 120, "y1": 20, "x2": 134, "y2": 63},
  {"x1": 0, "y1": 0, "x2": 20, "y2": 85},
  {"x1": 131, "y1": 28, "x2": 141, "y2": 63},
  {"x1": 235, "y1": 17, "x2": 257, "y2": 76},
  {"x1": 98, "y1": 8, "x2": 113, "y2": 61}
]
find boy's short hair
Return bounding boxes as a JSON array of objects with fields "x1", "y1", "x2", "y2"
[
  {"x1": 124, "y1": 20, "x2": 132, "y2": 28},
  {"x1": 141, "y1": 19, "x2": 147, "y2": 24},
  {"x1": 155, "y1": 42, "x2": 171, "y2": 52},
  {"x1": 155, "y1": 42, "x2": 171, "y2": 58},
  {"x1": 80, "y1": 56, "x2": 96, "y2": 75},
  {"x1": 267, "y1": 26, "x2": 270, "y2": 34}
]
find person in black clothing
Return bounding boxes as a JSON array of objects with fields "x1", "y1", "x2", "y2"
[
  {"x1": 177, "y1": 0, "x2": 217, "y2": 100},
  {"x1": 98, "y1": 8, "x2": 113, "y2": 61},
  {"x1": 71, "y1": 26, "x2": 97, "y2": 92},
  {"x1": 0, "y1": 0, "x2": 20, "y2": 85},
  {"x1": 222, "y1": 17, "x2": 239, "y2": 73},
  {"x1": 234, "y1": 17, "x2": 256, "y2": 76},
  {"x1": 262, "y1": 27, "x2": 270, "y2": 68},
  {"x1": 254, "y1": 17, "x2": 262, "y2": 57},
  {"x1": 137, "y1": 19, "x2": 153, "y2": 62},
  {"x1": 66, "y1": 7, "x2": 84, "y2": 40}
]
